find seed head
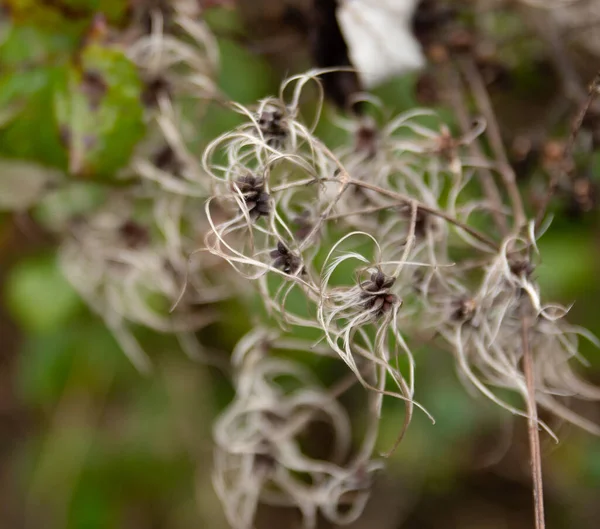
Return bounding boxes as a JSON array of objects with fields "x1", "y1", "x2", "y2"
[
  {"x1": 234, "y1": 174, "x2": 271, "y2": 220},
  {"x1": 360, "y1": 270, "x2": 399, "y2": 318},
  {"x1": 451, "y1": 296, "x2": 477, "y2": 323},
  {"x1": 257, "y1": 107, "x2": 287, "y2": 149},
  {"x1": 270, "y1": 242, "x2": 303, "y2": 275},
  {"x1": 509, "y1": 258, "x2": 535, "y2": 279},
  {"x1": 119, "y1": 220, "x2": 150, "y2": 249},
  {"x1": 355, "y1": 121, "x2": 378, "y2": 158}
]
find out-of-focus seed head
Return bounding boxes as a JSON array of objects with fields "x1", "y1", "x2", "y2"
[
  {"x1": 355, "y1": 120, "x2": 379, "y2": 158},
  {"x1": 257, "y1": 106, "x2": 287, "y2": 149},
  {"x1": 451, "y1": 296, "x2": 477, "y2": 323},
  {"x1": 568, "y1": 177, "x2": 598, "y2": 215},
  {"x1": 509, "y1": 258, "x2": 535, "y2": 279},
  {"x1": 119, "y1": 220, "x2": 151, "y2": 249},
  {"x1": 141, "y1": 76, "x2": 171, "y2": 107}
]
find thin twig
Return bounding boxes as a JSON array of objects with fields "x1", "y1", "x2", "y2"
[
  {"x1": 521, "y1": 311, "x2": 545, "y2": 529},
  {"x1": 327, "y1": 203, "x2": 401, "y2": 221},
  {"x1": 458, "y1": 57, "x2": 526, "y2": 230},
  {"x1": 319, "y1": 177, "x2": 500, "y2": 251},
  {"x1": 535, "y1": 71, "x2": 600, "y2": 229},
  {"x1": 445, "y1": 64, "x2": 508, "y2": 235}
]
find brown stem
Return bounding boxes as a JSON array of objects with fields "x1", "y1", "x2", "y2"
[
  {"x1": 445, "y1": 64, "x2": 509, "y2": 235},
  {"x1": 458, "y1": 57, "x2": 526, "y2": 230},
  {"x1": 327, "y1": 203, "x2": 399, "y2": 221},
  {"x1": 521, "y1": 313, "x2": 545, "y2": 529},
  {"x1": 299, "y1": 181, "x2": 350, "y2": 251},
  {"x1": 535, "y1": 71, "x2": 600, "y2": 229},
  {"x1": 319, "y1": 177, "x2": 500, "y2": 251}
]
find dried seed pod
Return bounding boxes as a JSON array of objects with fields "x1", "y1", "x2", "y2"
[
  {"x1": 153, "y1": 145, "x2": 183, "y2": 174},
  {"x1": 451, "y1": 296, "x2": 477, "y2": 323},
  {"x1": 141, "y1": 76, "x2": 171, "y2": 107},
  {"x1": 354, "y1": 120, "x2": 378, "y2": 158},
  {"x1": 234, "y1": 175, "x2": 271, "y2": 220},
  {"x1": 270, "y1": 241, "x2": 303, "y2": 275},
  {"x1": 509, "y1": 258, "x2": 535, "y2": 279},
  {"x1": 360, "y1": 270, "x2": 399, "y2": 318},
  {"x1": 119, "y1": 220, "x2": 151, "y2": 249},
  {"x1": 257, "y1": 107, "x2": 287, "y2": 149}
]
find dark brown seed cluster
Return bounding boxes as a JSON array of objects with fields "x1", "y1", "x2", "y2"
[
  {"x1": 270, "y1": 242, "x2": 303, "y2": 275},
  {"x1": 451, "y1": 297, "x2": 477, "y2": 323},
  {"x1": 360, "y1": 270, "x2": 399, "y2": 318},
  {"x1": 257, "y1": 108, "x2": 287, "y2": 149},
  {"x1": 141, "y1": 76, "x2": 171, "y2": 107},
  {"x1": 509, "y1": 258, "x2": 535, "y2": 279},
  {"x1": 354, "y1": 121, "x2": 378, "y2": 158},
  {"x1": 119, "y1": 220, "x2": 150, "y2": 249},
  {"x1": 234, "y1": 175, "x2": 271, "y2": 220},
  {"x1": 434, "y1": 126, "x2": 461, "y2": 163},
  {"x1": 153, "y1": 145, "x2": 183, "y2": 174}
]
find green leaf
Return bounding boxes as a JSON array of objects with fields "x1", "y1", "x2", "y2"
[
  {"x1": 0, "y1": 22, "x2": 79, "y2": 166},
  {"x1": 5, "y1": 1, "x2": 128, "y2": 28},
  {"x1": 54, "y1": 43, "x2": 146, "y2": 179},
  {"x1": 68, "y1": 485, "x2": 117, "y2": 529},
  {"x1": 0, "y1": 65, "x2": 69, "y2": 167},
  {"x1": 5, "y1": 253, "x2": 82, "y2": 333}
]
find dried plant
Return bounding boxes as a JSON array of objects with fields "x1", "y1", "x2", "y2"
[{"x1": 4, "y1": 2, "x2": 600, "y2": 529}]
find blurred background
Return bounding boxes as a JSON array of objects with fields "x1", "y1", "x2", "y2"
[{"x1": 1, "y1": 1, "x2": 600, "y2": 528}]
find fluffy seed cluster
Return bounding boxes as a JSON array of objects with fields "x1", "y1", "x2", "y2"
[
  {"x1": 212, "y1": 329, "x2": 384, "y2": 529},
  {"x1": 194, "y1": 68, "x2": 600, "y2": 526}
]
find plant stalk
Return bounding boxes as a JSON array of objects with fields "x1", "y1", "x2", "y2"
[{"x1": 521, "y1": 314, "x2": 545, "y2": 529}]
